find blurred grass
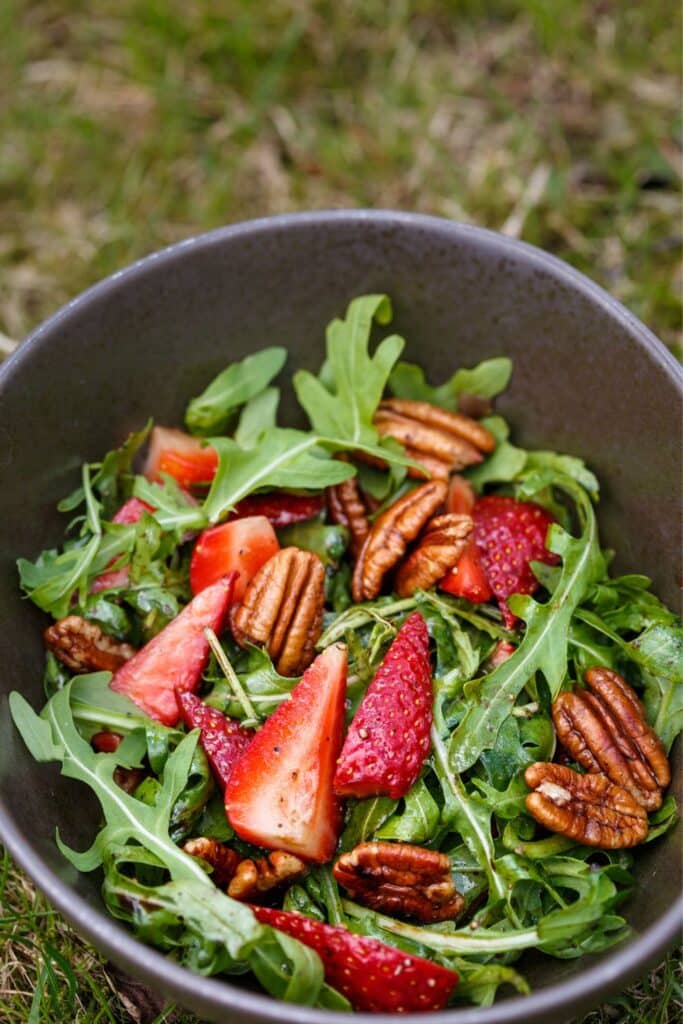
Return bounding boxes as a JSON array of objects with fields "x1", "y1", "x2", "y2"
[{"x1": 0, "y1": 1, "x2": 681, "y2": 1022}]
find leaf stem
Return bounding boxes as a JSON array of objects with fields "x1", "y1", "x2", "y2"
[
  {"x1": 204, "y1": 629, "x2": 259, "y2": 725},
  {"x1": 319, "y1": 597, "x2": 417, "y2": 647}
]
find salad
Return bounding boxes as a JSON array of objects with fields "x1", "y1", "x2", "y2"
[{"x1": 10, "y1": 294, "x2": 682, "y2": 1015}]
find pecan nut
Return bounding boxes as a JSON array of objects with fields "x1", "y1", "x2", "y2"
[
  {"x1": 44, "y1": 616, "x2": 136, "y2": 673},
  {"x1": 525, "y1": 762, "x2": 649, "y2": 848},
  {"x1": 182, "y1": 837, "x2": 242, "y2": 887},
  {"x1": 228, "y1": 851, "x2": 306, "y2": 901},
  {"x1": 352, "y1": 480, "x2": 447, "y2": 602},
  {"x1": 553, "y1": 667, "x2": 670, "y2": 811},
  {"x1": 327, "y1": 476, "x2": 370, "y2": 559},
  {"x1": 334, "y1": 841, "x2": 464, "y2": 923},
  {"x1": 395, "y1": 513, "x2": 473, "y2": 597},
  {"x1": 231, "y1": 547, "x2": 325, "y2": 676},
  {"x1": 374, "y1": 398, "x2": 496, "y2": 479}
]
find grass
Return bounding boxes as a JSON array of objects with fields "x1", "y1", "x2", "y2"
[{"x1": 0, "y1": 1, "x2": 681, "y2": 1021}]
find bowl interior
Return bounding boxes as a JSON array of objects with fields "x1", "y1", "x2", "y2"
[{"x1": 0, "y1": 212, "x2": 680, "y2": 1024}]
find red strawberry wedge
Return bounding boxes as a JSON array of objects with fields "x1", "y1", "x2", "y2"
[
  {"x1": 177, "y1": 692, "x2": 253, "y2": 790},
  {"x1": 225, "y1": 643, "x2": 347, "y2": 862},
  {"x1": 334, "y1": 611, "x2": 432, "y2": 800},
  {"x1": 252, "y1": 906, "x2": 459, "y2": 1013},
  {"x1": 110, "y1": 574, "x2": 236, "y2": 726},
  {"x1": 439, "y1": 537, "x2": 492, "y2": 604},
  {"x1": 228, "y1": 492, "x2": 324, "y2": 528},
  {"x1": 473, "y1": 495, "x2": 559, "y2": 628}
]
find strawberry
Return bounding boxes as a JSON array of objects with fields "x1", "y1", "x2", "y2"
[
  {"x1": 333, "y1": 611, "x2": 432, "y2": 800},
  {"x1": 252, "y1": 906, "x2": 458, "y2": 1013},
  {"x1": 143, "y1": 426, "x2": 218, "y2": 487},
  {"x1": 228, "y1": 492, "x2": 324, "y2": 528},
  {"x1": 486, "y1": 639, "x2": 517, "y2": 669},
  {"x1": 225, "y1": 643, "x2": 347, "y2": 862},
  {"x1": 189, "y1": 516, "x2": 280, "y2": 599},
  {"x1": 110, "y1": 574, "x2": 235, "y2": 726},
  {"x1": 177, "y1": 691, "x2": 253, "y2": 789},
  {"x1": 473, "y1": 495, "x2": 559, "y2": 628},
  {"x1": 439, "y1": 537, "x2": 492, "y2": 604},
  {"x1": 91, "y1": 498, "x2": 155, "y2": 593}
]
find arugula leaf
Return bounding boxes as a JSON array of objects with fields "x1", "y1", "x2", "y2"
[
  {"x1": 185, "y1": 347, "x2": 286, "y2": 436},
  {"x1": 18, "y1": 535, "x2": 102, "y2": 618},
  {"x1": 466, "y1": 416, "x2": 527, "y2": 489},
  {"x1": 207, "y1": 645, "x2": 297, "y2": 721},
  {"x1": 448, "y1": 475, "x2": 603, "y2": 772},
  {"x1": 376, "y1": 778, "x2": 439, "y2": 843},
  {"x1": 133, "y1": 474, "x2": 207, "y2": 533},
  {"x1": 58, "y1": 421, "x2": 152, "y2": 518},
  {"x1": 202, "y1": 430, "x2": 354, "y2": 524},
  {"x1": 524, "y1": 451, "x2": 599, "y2": 498},
  {"x1": 293, "y1": 294, "x2": 405, "y2": 458},
  {"x1": 277, "y1": 520, "x2": 348, "y2": 568},
  {"x1": 388, "y1": 357, "x2": 512, "y2": 411},
  {"x1": 234, "y1": 387, "x2": 280, "y2": 447},
  {"x1": 338, "y1": 797, "x2": 398, "y2": 852}
]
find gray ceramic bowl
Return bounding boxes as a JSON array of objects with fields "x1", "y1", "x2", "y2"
[{"x1": 0, "y1": 211, "x2": 680, "y2": 1024}]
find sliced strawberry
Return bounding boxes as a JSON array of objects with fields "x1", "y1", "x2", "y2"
[
  {"x1": 189, "y1": 516, "x2": 280, "y2": 600},
  {"x1": 143, "y1": 426, "x2": 218, "y2": 487},
  {"x1": 92, "y1": 498, "x2": 155, "y2": 592},
  {"x1": 228, "y1": 492, "x2": 324, "y2": 528},
  {"x1": 486, "y1": 639, "x2": 517, "y2": 669},
  {"x1": 177, "y1": 691, "x2": 253, "y2": 789},
  {"x1": 334, "y1": 612, "x2": 432, "y2": 800},
  {"x1": 440, "y1": 537, "x2": 493, "y2": 604},
  {"x1": 473, "y1": 495, "x2": 559, "y2": 628},
  {"x1": 446, "y1": 474, "x2": 476, "y2": 515},
  {"x1": 252, "y1": 906, "x2": 458, "y2": 1013},
  {"x1": 110, "y1": 574, "x2": 235, "y2": 726},
  {"x1": 225, "y1": 643, "x2": 347, "y2": 862}
]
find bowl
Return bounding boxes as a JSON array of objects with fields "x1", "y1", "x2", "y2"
[{"x1": 0, "y1": 211, "x2": 680, "y2": 1024}]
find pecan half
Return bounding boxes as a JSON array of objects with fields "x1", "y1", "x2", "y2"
[
  {"x1": 525, "y1": 762, "x2": 649, "y2": 848},
  {"x1": 182, "y1": 837, "x2": 242, "y2": 887},
  {"x1": 553, "y1": 667, "x2": 670, "y2": 811},
  {"x1": 327, "y1": 476, "x2": 369, "y2": 559},
  {"x1": 395, "y1": 513, "x2": 473, "y2": 597},
  {"x1": 44, "y1": 616, "x2": 136, "y2": 673},
  {"x1": 228, "y1": 851, "x2": 306, "y2": 901},
  {"x1": 352, "y1": 479, "x2": 448, "y2": 602},
  {"x1": 374, "y1": 398, "x2": 496, "y2": 479},
  {"x1": 334, "y1": 841, "x2": 464, "y2": 923},
  {"x1": 231, "y1": 547, "x2": 325, "y2": 676}
]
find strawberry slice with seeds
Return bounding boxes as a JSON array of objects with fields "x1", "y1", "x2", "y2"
[
  {"x1": 178, "y1": 691, "x2": 254, "y2": 790},
  {"x1": 110, "y1": 574, "x2": 235, "y2": 726},
  {"x1": 439, "y1": 536, "x2": 492, "y2": 604},
  {"x1": 334, "y1": 611, "x2": 432, "y2": 800},
  {"x1": 472, "y1": 495, "x2": 559, "y2": 628},
  {"x1": 225, "y1": 643, "x2": 347, "y2": 862},
  {"x1": 252, "y1": 906, "x2": 458, "y2": 1013}
]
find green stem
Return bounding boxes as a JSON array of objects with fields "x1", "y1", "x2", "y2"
[
  {"x1": 342, "y1": 900, "x2": 540, "y2": 955},
  {"x1": 319, "y1": 597, "x2": 417, "y2": 647},
  {"x1": 205, "y1": 629, "x2": 259, "y2": 726}
]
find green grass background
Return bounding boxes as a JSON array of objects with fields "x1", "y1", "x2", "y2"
[{"x1": 0, "y1": 1, "x2": 680, "y2": 1021}]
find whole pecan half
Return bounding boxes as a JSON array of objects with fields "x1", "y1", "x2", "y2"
[
  {"x1": 374, "y1": 398, "x2": 496, "y2": 479},
  {"x1": 182, "y1": 837, "x2": 242, "y2": 887},
  {"x1": 525, "y1": 762, "x2": 649, "y2": 848},
  {"x1": 333, "y1": 840, "x2": 464, "y2": 923},
  {"x1": 327, "y1": 476, "x2": 369, "y2": 559},
  {"x1": 44, "y1": 616, "x2": 136, "y2": 673},
  {"x1": 228, "y1": 851, "x2": 306, "y2": 901},
  {"x1": 231, "y1": 547, "x2": 325, "y2": 676},
  {"x1": 553, "y1": 667, "x2": 670, "y2": 811},
  {"x1": 395, "y1": 512, "x2": 473, "y2": 597},
  {"x1": 352, "y1": 480, "x2": 448, "y2": 602}
]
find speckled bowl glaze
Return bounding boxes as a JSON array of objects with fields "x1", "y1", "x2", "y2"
[{"x1": 0, "y1": 211, "x2": 680, "y2": 1024}]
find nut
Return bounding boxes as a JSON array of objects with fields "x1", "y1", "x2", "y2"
[
  {"x1": 228, "y1": 851, "x2": 306, "y2": 901},
  {"x1": 231, "y1": 547, "x2": 325, "y2": 676},
  {"x1": 553, "y1": 667, "x2": 670, "y2": 811},
  {"x1": 182, "y1": 837, "x2": 242, "y2": 887},
  {"x1": 327, "y1": 476, "x2": 370, "y2": 559},
  {"x1": 395, "y1": 513, "x2": 473, "y2": 597},
  {"x1": 352, "y1": 480, "x2": 448, "y2": 602},
  {"x1": 374, "y1": 398, "x2": 496, "y2": 479},
  {"x1": 525, "y1": 762, "x2": 649, "y2": 849},
  {"x1": 333, "y1": 841, "x2": 464, "y2": 923},
  {"x1": 44, "y1": 616, "x2": 136, "y2": 673}
]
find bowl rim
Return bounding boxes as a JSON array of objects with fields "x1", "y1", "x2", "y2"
[{"x1": 1, "y1": 209, "x2": 681, "y2": 1024}]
